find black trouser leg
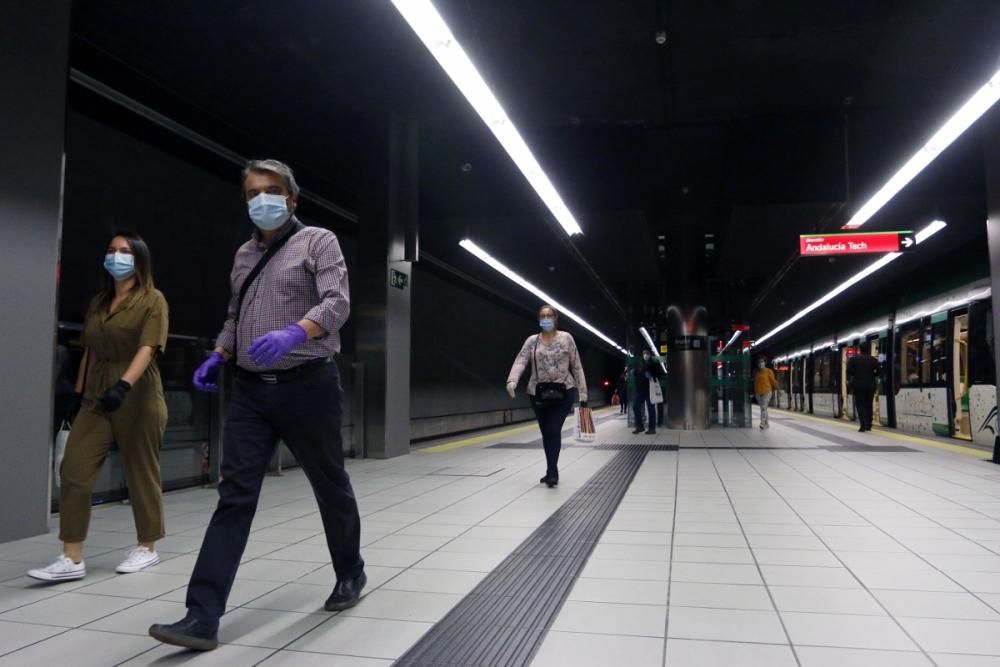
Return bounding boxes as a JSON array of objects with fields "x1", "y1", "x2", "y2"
[
  {"x1": 855, "y1": 388, "x2": 875, "y2": 429},
  {"x1": 647, "y1": 399, "x2": 657, "y2": 430},
  {"x1": 532, "y1": 389, "x2": 577, "y2": 476},
  {"x1": 633, "y1": 394, "x2": 647, "y2": 429},
  {"x1": 186, "y1": 381, "x2": 277, "y2": 624},
  {"x1": 271, "y1": 365, "x2": 363, "y2": 581}
]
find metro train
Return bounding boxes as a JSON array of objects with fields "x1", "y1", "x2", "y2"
[{"x1": 768, "y1": 278, "x2": 998, "y2": 447}]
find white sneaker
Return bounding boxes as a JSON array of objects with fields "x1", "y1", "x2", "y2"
[
  {"x1": 27, "y1": 555, "x2": 86, "y2": 582},
  {"x1": 116, "y1": 546, "x2": 160, "y2": 574}
]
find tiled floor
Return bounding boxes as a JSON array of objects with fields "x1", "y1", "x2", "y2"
[{"x1": 3, "y1": 409, "x2": 1000, "y2": 665}]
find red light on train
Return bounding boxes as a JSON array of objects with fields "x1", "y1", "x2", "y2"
[{"x1": 602, "y1": 379, "x2": 610, "y2": 387}]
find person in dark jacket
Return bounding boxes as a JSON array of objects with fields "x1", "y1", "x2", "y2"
[
  {"x1": 616, "y1": 372, "x2": 628, "y2": 414},
  {"x1": 633, "y1": 350, "x2": 664, "y2": 434},
  {"x1": 847, "y1": 352, "x2": 881, "y2": 432}
]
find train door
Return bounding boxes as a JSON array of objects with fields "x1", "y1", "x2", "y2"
[{"x1": 950, "y1": 309, "x2": 972, "y2": 440}]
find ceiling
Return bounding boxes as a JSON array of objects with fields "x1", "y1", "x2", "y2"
[{"x1": 69, "y1": 0, "x2": 1000, "y2": 351}]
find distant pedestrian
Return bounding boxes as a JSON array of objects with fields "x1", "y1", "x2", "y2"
[
  {"x1": 847, "y1": 352, "x2": 880, "y2": 432},
  {"x1": 507, "y1": 305, "x2": 588, "y2": 488},
  {"x1": 753, "y1": 357, "x2": 779, "y2": 430},
  {"x1": 633, "y1": 349, "x2": 664, "y2": 435},
  {"x1": 616, "y1": 372, "x2": 628, "y2": 414}
]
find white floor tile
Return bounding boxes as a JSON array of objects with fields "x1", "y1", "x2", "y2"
[
  {"x1": 930, "y1": 652, "x2": 1000, "y2": 666},
  {"x1": 0, "y1": 628, "x2": 156, "y2": 665},
  {"x1": 781, "y1": 611, "x2": 918, "y2": 651},
  {"x1": 84, "y1": 599, "x2": 188, "y2": 635},
  {"x1": 218, "y1": 608, "x2": 328, "y2": 649},
  {"x1": 669, "y1": 582, "x2": 772, "y2": 610},
  {"x1": 769, "y1": 586, "x2": 885, "y2": 615},
  {"x1": 259, "y1": 650, "x2": 393, "y2": 666},
  {"x1": 795, "y1": 646, "x2": 933, "y2": 666},
  {"x1": 670, "y1": 562, "x2": 762, "y2": 585},
  {"x1": 529, "y1": 630, "x2": 663, "y2": 667},
  {"x1": 667, "y1": 606, "x2": 787, "y2": 643},
  {"x1": 380, "y1": 568, "x2": 485, "y2": 596},
  {"x1": 567, "y1": 577, "x2": 669, "y2": 605},
  {"x1": 873, "y1": 590, "x2": 1000, "y2": 620},
  {"x1": 0, "y1": 591, "x2": 139, "y2": 627},
  {"x1": 760, "y1": 565, "x2": 861, "y2": 589},
  {"x1": 552, "y1": 600, "x2": 666, "y2": 637},
  {"x1": 0, "y1": 621, "x2": 65, "y2": 657},
  {"x1": 897, "y1": 617, "x2": 1000, "y2": 655},
  {"x1": 234, "y1": 559, "x2": 324, "y2": 583},
  {"x1": 340, "y1": 589, "x2": 462, "y2": 623},
  {"x1": 288, "y1": 616, "x2": 432, "y2": 659},
  {"x1": 120, "y1": 642, "x2": 275, "y2": 665},
  {"x1": 665, "y1": 639, "x2": 796, "y2": 667}
]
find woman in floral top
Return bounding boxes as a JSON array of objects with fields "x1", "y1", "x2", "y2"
[{"x1": 507, "y1": 305, "x2": 588, "y2": 487}]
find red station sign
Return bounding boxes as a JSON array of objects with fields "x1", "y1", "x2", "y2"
[{"x1": 799, "y1": 231, "x2": 915, "y2": 257}]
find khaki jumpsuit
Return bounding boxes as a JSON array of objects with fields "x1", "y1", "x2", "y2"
[{"x1": 59, "y1": 288, "x2": 169, "y2": 543}]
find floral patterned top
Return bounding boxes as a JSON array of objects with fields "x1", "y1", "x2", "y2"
[{"x1": 507, "y1": 331, "x2": 588, "y2": 402}]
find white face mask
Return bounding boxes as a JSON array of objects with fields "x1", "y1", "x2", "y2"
[{"x1": 758, "y1": 361, "x2": 766, "y2": 369}]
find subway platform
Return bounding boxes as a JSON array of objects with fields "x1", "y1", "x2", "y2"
[{"x1": 2, "y1": 410, "x2": 1000, "y2": 665}]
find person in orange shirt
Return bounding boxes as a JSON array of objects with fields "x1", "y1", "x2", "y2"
[{"x1": 753, "y1": 357, "x2": 780, "y2": 430}]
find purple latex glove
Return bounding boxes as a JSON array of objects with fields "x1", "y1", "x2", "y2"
[
  {"x1": 248, "y1": 323, "x2": 308, "y2": 368},
  {"x1": 193, "y1": 352, "x2": 226, "y2": 392}
]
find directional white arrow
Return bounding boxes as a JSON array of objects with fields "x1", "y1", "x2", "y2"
[{"x1": 901, "y1": 236, "x2": 915, "y2": 248}]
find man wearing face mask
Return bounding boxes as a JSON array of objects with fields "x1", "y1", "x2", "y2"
[
  {"x1": 150, "y1": 159, "x2": 364, "y2": 651},
  {"x1": 753, "y1": 357, "x2": 780, "y2": 430}
]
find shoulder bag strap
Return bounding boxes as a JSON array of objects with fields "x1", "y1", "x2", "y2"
[{"x1": 233, "y1": 222, "x2": 303, "y2": 364}]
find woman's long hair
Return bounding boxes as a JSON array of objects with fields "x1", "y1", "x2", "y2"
[{"x1": 94, "y1": 231, "x2": 155, "y2": 311}]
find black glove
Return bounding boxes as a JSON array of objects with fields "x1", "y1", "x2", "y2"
[
  {"x1": 97, "y1": 380, "x2": 131, "y2": 414},
  {"x1": 579, "y1": 400, "x2": 588, "y2": 408}
]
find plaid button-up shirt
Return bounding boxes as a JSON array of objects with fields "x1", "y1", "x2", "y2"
[{"x1": 215, "y1": 218, "x2": 350, "y2": 371}]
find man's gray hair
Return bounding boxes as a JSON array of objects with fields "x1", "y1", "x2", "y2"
[{"x1": 242, "y1": 159, "x2": 300, "y2": 197}]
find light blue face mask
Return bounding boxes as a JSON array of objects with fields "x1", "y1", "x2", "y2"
[
  {"x1": 104, "y1": 252, "x2": 135, "y2": 281},
  {"x1": 539, "y1": 318, "x2": 555, "y2": 332},
  {"x1": 248, "y1": 192, "x2": 290, "y2": 230}
]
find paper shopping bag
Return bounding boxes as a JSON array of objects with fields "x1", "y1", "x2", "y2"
[{"x1": 575, "y1": 406, "x2": 596, "y2": 442}]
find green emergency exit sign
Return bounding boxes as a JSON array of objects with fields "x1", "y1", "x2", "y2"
[{"x1": 390, "y1": 268, "x2": 408, "y2": 290}]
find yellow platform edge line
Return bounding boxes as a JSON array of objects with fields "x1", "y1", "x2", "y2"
[
  {"x1": 417, "y1": 406, "x2": 618, "y2": 454},
  {"x1": 774, "y1": 408, "x2": 989, "y2": 459}
]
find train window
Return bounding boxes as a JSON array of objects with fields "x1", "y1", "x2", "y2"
[
  {"x1": 920, "y1": 323, "x2": 933, "y2": 385},
  {"x1": 897, "y1": 325, "x2": 921, "y2": 387},
  {"x1": 930, "y1": 319, "x2": 947, "y2": 385},
  {"x1": 813, "y1": 351, "x2": 832, "y2": 390}
]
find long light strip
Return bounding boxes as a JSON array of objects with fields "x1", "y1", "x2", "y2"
[
  {"x1": 638, "y1": 327, "x2": 668, "y2": 373},
  {"x1": 753, "y1": 220, "x2": 947, "y2": 348},
  {"x1": 392, "y1": 0, "x2": 583, "y2": 236},
  {"x1": 843, "y1": 68, "x2": 1000, "y2": 229},
  {"x1": 720, "y1": 329, "x2": 742, "y2": 354},
  {"x1": 460, "y1": 239, "x2": 626, "y2": 354}
]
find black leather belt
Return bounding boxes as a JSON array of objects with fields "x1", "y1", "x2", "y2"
[{"x1": 235, "y1": 358, "x2": 332, "y2": 384}]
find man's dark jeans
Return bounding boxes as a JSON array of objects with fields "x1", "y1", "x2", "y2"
[{"x1": 186, "y1": 363, "x2": 363, "y2": 623}]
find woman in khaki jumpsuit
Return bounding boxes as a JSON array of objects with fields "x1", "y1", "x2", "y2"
[{"x1": 29, "y1": 232, "x2": 169, "y2": 582}]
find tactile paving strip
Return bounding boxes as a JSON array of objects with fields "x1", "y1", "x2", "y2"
[
  {"x1": 784, "y1": 422, "x2": 919, "y2": 450},
  {"x1": 393, "y1": 446, "x2": 649, "y2": 667}
]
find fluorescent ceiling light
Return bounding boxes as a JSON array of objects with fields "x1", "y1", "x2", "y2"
[
  {"x1": 391, "y1": 0, "x2": 583, "y2": 236},
  {"x1": 752, "y1": 220, "x2": 947, "y2": 348},
  {"x1": 460, "y1": 239, "x2": 626, "y2": 354},
  {"x1": 843, "y1": 68, "x2": 1000, "y2": 229},
  {"x1": 720, "y1": 329, "x2": 742, "y2": 353},
  {"x1": 638, "y1": 327, "x2": 668, "y2": 372}
]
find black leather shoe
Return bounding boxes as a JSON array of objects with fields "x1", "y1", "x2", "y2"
[
  {"x1": 646, "y1": 429, "x2": 656, "y2": 435},
  {"x1": 325, "y1": 571, "x2": 367, "y2": 611},
  {"x1": 544, "y1": 474, "x2": 559, "y2": 488},
  {"x1": 632, "y1": 428, "x2": 644, "y2": 434},
  {"x1": 149, "y1": 616, "x2": 219, "y2": 651}
]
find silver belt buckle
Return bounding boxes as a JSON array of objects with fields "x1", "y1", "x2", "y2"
[{"x1": 260, "y1": 373, "x2": 279, "y2": 384}]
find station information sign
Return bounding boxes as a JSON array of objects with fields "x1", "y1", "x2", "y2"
[{"x1": 799, "y1": 231, "x2": 915, "y2": 257}]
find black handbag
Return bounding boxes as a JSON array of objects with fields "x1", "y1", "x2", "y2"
[{"x1": 533, "y1": 337, "x2": 567, "y2": 404}]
